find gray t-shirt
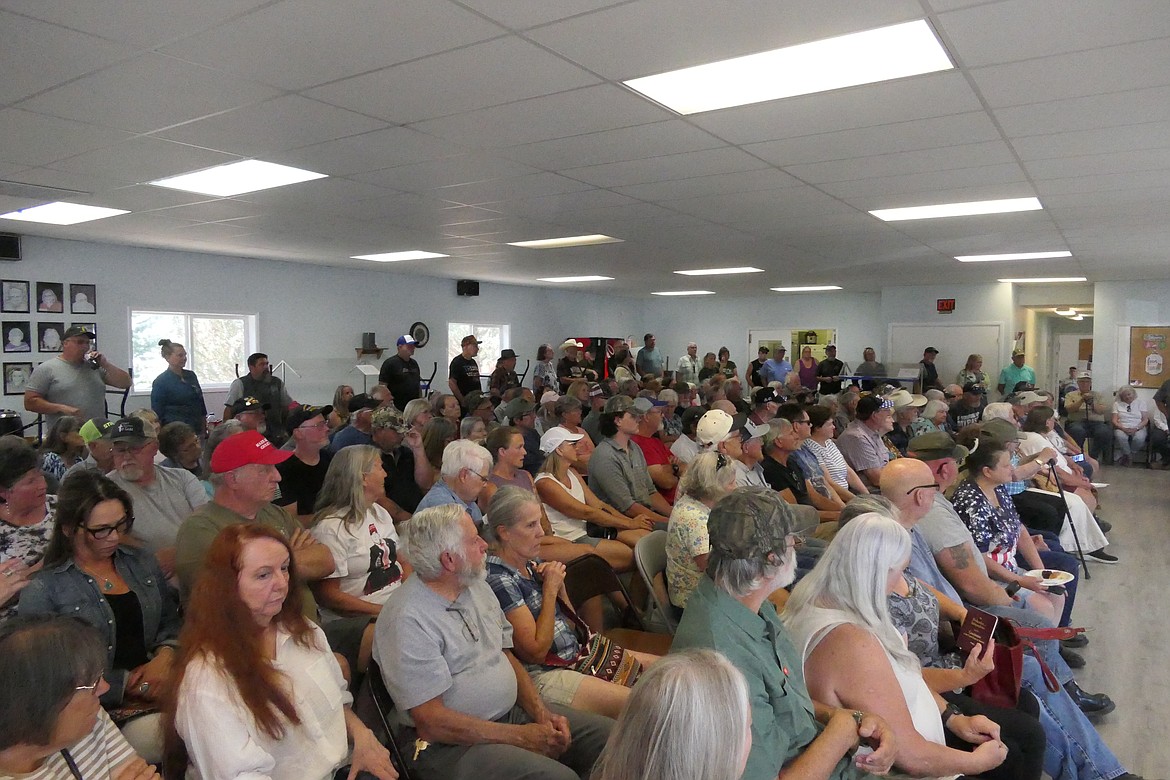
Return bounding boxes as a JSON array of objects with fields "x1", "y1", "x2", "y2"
[
  {"x1": 25, "y1": 358, "x2": 111, "y2": 428},
  {"x1": 374, "y1": 575, "x2": 516, "y2": 726},
  {"x1": 917, "y1": 492, "x2": 989, "y2": 577},
  {"x1": 109, "y1": 465, "x2": 209, "y2": 552},
  {"x1": 588, "y1": 437, "x2": 656, "y2": 512}
]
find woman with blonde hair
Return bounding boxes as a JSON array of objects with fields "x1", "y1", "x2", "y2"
[
  {"x1": 664, "y1": 452, "x2": 737, "y2": 610},
  {"x1": 591, "y1": 649, "x2": 751, "y2": 780},
  {"x1": 328, "y1": 384, "x2": 354, "y2": 431},
  {"x1": 956, "y1": 353, "x2": 988, "y2": 390}
]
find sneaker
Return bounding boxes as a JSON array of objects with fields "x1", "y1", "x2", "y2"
[
  {"x1": 1062, "y1": 634, "x2": 1089, "y2": 649},
  {"x1": 1095, "y1": 518, "x2": 1112, "y2": 533},
  {"x1": 1060, "y1": 647, "x2": 1086, "y2": 668},
  {"x1": 1087, "y1": 549, "x2": 1120, "y2": 564}
]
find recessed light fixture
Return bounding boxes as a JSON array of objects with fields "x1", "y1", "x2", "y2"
[
  {"x1": 770, "y1": 285, "x2": 843, "y2": 292},
  {"x1": 351, "y1": 250, "x2": 449, "y2": 263},
  {"x1": 1071, "y1": 315, "x2": 1085, "y2": 321},
  {"x1": 507, "y1": 235, "x2": 622, "y2": 249},
  {"x1": 623, "y1": 20, "x2": 952, "y2": 115},
  {"x1": 537, "y1": 275, "x2": 614, "y2": 283},
  {"x1": 674, "y1": 266, "x2": 765, "y2": 276},
  {"x1": 651, "y1": 290, "x2": 716, "y2": 297},
  {"x1": 871, "y1": 197, "x2": 1042, "y2": 222},
  {"x1": 151, "y1": 160, "x2": 327, "y2": 197},
  {"x1": 1054, "y1": 308, "x2": 1076, "y2": 316},
  {"x1": 956, "y1": 251, "x2": 1072, "y2": 263},
  {"x1": 0, "y1": 202, "x2": 129, "y2": 225},
  {"x1": 997, "y1": 277, "x2": 1087, "y2": 284}
]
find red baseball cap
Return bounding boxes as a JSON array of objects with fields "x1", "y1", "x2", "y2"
[{"x1": 210, "y1": 430, "x2": 292, "y2": 473}]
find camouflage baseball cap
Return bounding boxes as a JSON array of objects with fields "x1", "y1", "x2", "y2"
[
  {"x1": 907, "y1": 430, "x2": 969, "y2": 463},
  {"x1": 707, "y1": 487, "x2": 798, "y2": 562},
  {"x1": 371, "y1": 407, "x2": 409, "y2": 432}
]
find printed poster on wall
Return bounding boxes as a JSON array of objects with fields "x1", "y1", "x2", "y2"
[{"x1": 1128, "y1": 327, "x2": 1170, "y2": 386}]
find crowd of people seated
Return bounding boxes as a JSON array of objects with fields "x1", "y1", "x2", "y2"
[{"x1": 0, "y1": 331, "x2": 1159, "y2": 780}]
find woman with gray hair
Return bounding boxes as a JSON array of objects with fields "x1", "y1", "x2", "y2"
[
  {"x1": 0, "y1": 615, "x2": 158, "y2": 778},
  {"x1": 910, "y1": 399, "x2": 949, "y2": 438},
  {"x1": 484, "y1": 486, "x2": 654, "y2": 719},
  {"x1": 199, "y1": 420, "x2": 243, "y2": 488},
  {"x1": 459, "y1": 415, "x2": 487, "y2": 444},
  {"x1": 402, "y1": 397, "x2": 433, "y2": 434},
  {"x1": 591, "y1": 649, "x2": 752, "y2": 780},
  {"x1": 785, "y1": 514, "x2": 1010, "y2": 779},
  {"x1": 665, "y1": 452, "x2": 738, "y2": 610}
]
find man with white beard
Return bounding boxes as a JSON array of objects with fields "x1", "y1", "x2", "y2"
[
  {"x1": 670, "y1": 488, "x2": 896, "y2": 780},
  {"x1": 106, "y1": 416, "x2": 206, "y2": 578},
  {"x1": 372, "y1": 503, "x2": 613, "y2": 780}
]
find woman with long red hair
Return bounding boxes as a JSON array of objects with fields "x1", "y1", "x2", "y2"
[{"x1": 160, "y1": 524, "x2": 395, "y2": 780}]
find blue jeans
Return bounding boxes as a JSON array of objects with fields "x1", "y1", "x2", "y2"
[{"x1": 1022, "y1": 654, "x2": 1126, "y2": 780}]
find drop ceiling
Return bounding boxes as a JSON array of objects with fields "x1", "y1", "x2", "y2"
[{"x1": 2, "y1": 0, "x2": 1170, "y2": 296}]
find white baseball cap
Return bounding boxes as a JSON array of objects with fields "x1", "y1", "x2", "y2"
[{"x1": 540, "y1": 426, "x2": 584, "y2": 453}]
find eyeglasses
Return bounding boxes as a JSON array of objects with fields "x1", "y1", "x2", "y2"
[
  {"x1": 715, "y1": 453, "x2": 730, "y2": 470},
  {"x1": 81, "y1": 517, "x2": 130, "y2": 539},
  {"x1": 446, "y1": 607, "x2": 479, "y2": 642},
  {"x1": 905, "y1": 483, "x2": 941, "y2": 496},
  {"x1": 794, "y1": 418, "x2": 811, "y2": 426},
  {"x1": 465, "y1": 469, "x2": 490, "y2": 483},
  {"x1": 299, "y1": 420, "x2": 329, "y2": 430},
  {"x1": 74, "y1": 673, "x2": 104, "y2": 696},
  {"x1": 786, "y1": 533, "x2": 807, "y2": 551},
  {"x1": 112, "y1": 444, "x2": 147, "y2": 456},
  {"x1": 1126, "y1": 404, "x2": 1132, "y2": 413}
]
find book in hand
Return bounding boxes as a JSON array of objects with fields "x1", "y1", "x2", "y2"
[{"x1": 957, "y1": 607, "x2": 999, "y2": 655}]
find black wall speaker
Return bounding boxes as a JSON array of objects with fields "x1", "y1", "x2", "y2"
[
  {"x1": 456, "y1": 279, "x2": 480, "y2": 297},
  {"x1": 0, "y1": 234, "x2": 20, "y2": 262},
  {"x1": 361, "y1": 332, "x2": 376, "y2": 349}
]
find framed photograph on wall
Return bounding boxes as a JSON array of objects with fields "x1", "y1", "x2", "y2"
[
  {"x1": 1, "y1": 280, "x2": 29, "y2": 313},
  {"x1": 69, "y1": 284, "x2": 96, "y2": 314},
  {"x1": 35, "y1": 282, "x2": 64, "y2": 313},
  {"x1": 38, "y1": 322, "x2": 64, "y2": 352},
  {"x1": 2, "y1": 321, "x2": 32, "y2": 353},
  {"x1": 4, "y1": 362, "x2": 32, "y2": 395}
]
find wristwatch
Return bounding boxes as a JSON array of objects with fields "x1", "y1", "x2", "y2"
[
  {"x1": 1005, "y1": 581, "x2": 1022, "y2": 597},
  {"x1": 942, "y1": 702, "x2": 962, "y2": 726}
]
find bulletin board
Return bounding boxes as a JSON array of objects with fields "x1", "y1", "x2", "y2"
[{"x1": 1128, "y1": 327, "x2": 1170, "y2": 387}]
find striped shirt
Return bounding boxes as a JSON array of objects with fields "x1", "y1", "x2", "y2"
[
  {"x1": 802, "y1": 437, "x2": 850, "y2": 489},
  {"x1": 6, "y1": 709, "x2": 136, "y2": 779}
]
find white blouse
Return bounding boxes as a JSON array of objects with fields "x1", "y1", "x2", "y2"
[{"x1": 176, "y1": 624, "x2": 352, "y2": 780}]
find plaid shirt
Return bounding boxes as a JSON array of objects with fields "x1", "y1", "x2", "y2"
[
  {"x1": 1003, "y1": 452, "x2": 1027, "y2": 495},
  {"x1": 486, "y1": 555, "x2": 580, "y2": 663}
]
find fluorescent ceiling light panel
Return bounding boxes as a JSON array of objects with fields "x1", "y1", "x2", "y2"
[
  {"x1": 623, "y1": 20, "x2": 952, "y2": 115},
  {"x1": 674, "y1": 266, "x2": 764, "y2": 276},
  {"x1": 351, "y1": 250, "x2": 448, "y2": 262},
  {"x1": 1054, "y1": 308, "x2": 1076, "y2": 316},
  {"x1": 537, "y1": 275, "x2": 614, "y2": 283},
  {"x1": 507, "y1": 235, "x2": 622, "y2": 249},
  {"x1": 956, "y1": 251, "x2": 1072, "y2": 262},
  {"x1": 1071, "y1": 315, "x2": 1085, "y2": 321},
  {"x1": 998, "y1": 277, "x2": 1087, "y2": 284},
  {"x1": 151, "y1": 160, "x2": 326, "y2": 196},
  {"x1": 770, "y1": 285, "x2": 842, "y2": 292},
  {"x1": 651, "y1": 290, "x2": 715, "y2": 297},
  {"x1": 0, "y1": 202, "x2": 129, "y2": 225},
  {"x1": 870, "y1": 197, "x2": 1042, "y2": 222}
]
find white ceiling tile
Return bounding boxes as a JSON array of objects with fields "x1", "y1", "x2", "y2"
[
  {"x1": 1024, "y1": 148, "x2": 1170, "y2": 180},
  {"x1": 690, "y1": 71, "x2": 983, "y2": 145},
  {"x1": 993, "y1": 84, "x2": 1170, "y2": 137},
  {"x1": 562, "y1": 147, "x2": 767, "y2": 188},
  {"x1": 48, "y1": 137, "x2": 241, "y2": 185},
  {"x1": 821, "y1": 163, "x2": 1029, "y2": 204},
  {"x1": 970, "y1": 36, "x2": 1170, "y2": 108},
  {"x1": 306, "y1": 37, "x2": 600, "y2": 124},
  {"x1": 0, "y1": 110, "x2": 132, "y2": 168},
  {"x1": 1034, "y1": 169, "x2": 1170, "y2": 197},
  {"x1": 3, "y1": 166, "x2": 134, "y2": 199},
  {"x1": 0, "y1": 11, "x2": 137, "y2": 104},
  {"x1": 229, "y1": 177, "x2": 399, "y2": 213},
  {"x1": 434, "y1": 173, "x2": 594, "y2": 205},
  {"x1": 268, "y1": 128, "x2": 466, "y2": 178},
  {"x1": 17, "y1": 53, "x2": 280, "y2": 134},
  {"x1": 746, "y1": 112, "x2": 1001, "y2": 167},
  {"x1": 149, "y1": 199, "x2": 264, "y2": 222},
  {"x1": 501, "y1": 121, "x2": 723, "y2": 169},
  {"x1": 613, "y1": 168, "x2": 802, "y2": 202},
  {"x1": 350, "y1": 154, "x2": 540, "y2": 192},
  {"x1": 1010, "y1": 121, "x2": 1170, "y2": 161},
  {"x1": 0, "y1": 0, "x2": 273, "y2": 48},
  {"x1": 456, "y1": 0, "x2": 626, "y2": 30},
  {"x1": 153, "y1": 96, "x2": 388, "y2": 158},
  {"x1": 159, "y1": 0, "x2": 504, "y2": 91},
  {"x1": 938, "y1": 0, "x2": 1170, "y2": 69},
  {"x1": 94, "y1": 185, "x2": 218, "y2": 212},
  {"x1": 526, "y1": 0, "x2": 924, "y2": 79},
  {"x1": 783, "y1": 141, "x2": 1017, "y2": 184},
  {"x1": 412, "y1": 84, "x2": 674, "y2": 148}
]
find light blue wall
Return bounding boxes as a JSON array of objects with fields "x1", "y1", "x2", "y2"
[{"x1": 1093, "y1": 280, "x2": 1170, "y2": 401}]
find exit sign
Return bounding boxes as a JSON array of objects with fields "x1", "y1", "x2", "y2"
[{"x1": 937, "y1": 298, "x2": 956, "y2": 314}]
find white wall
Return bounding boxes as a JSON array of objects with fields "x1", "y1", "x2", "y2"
[
  {"x1": 4, "y1": 236, "x2": 648, "y2": 423},
  {"x1": 1093, "y1": 280, "x2": 1170, "y2": 401}
]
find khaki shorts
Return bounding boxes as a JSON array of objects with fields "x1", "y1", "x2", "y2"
[{"x1": 529, "y1": 667, "x2": 585, "y2": 706}]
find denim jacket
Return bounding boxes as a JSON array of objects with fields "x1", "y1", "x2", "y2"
[{"x1": 19, "y1": 545, "x2": 181, "y2": 707}]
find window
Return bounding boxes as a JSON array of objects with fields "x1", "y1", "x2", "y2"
[
  {"x1": 448, "y1": 322, "x2": 509, "y2": 379},
  {"x1": 130, "y1": 310, "x2": 258, "y2": 393}
]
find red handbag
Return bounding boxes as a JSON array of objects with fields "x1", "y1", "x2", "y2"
[{"x1": 967, "y1": 620, "x2": 1077, "y2": 708}]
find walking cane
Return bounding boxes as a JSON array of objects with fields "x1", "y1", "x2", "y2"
[{"x1": 1047, "y1": 460, "x2": 1090, "y2": 580}]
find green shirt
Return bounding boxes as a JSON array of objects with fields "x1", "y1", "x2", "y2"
[
  {"x1": 175, "y1": 501, "x2": 317, "y2": 620},
  {"x1": 672, "y1": 578, "x2": 859, "y2": 780}
]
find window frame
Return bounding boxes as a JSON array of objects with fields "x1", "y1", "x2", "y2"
[
  {"x1": 129, "y1": 308, "x2": 258, "y2": 395},
  {"x1": 447, "y1": 321, "x2": 510, "y2": 379}
]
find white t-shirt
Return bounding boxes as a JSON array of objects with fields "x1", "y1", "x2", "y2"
[
  {"x1": 176, "y1": 625, "x2": 351, "y2": 780},
  {"x1": 1113, "y1": 397, "x2": 1147, "y2": 429},
  {"x1": 311, "y1": 504, "x2": 403, "y2": 619},
  {"x1": 534, "y1": 471, "x2": 588, "y2": 541}
]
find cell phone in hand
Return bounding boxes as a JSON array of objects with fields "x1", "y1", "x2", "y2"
[{"x1": 1071, "y1": 453, "x2": 1085, "y2": 463}]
